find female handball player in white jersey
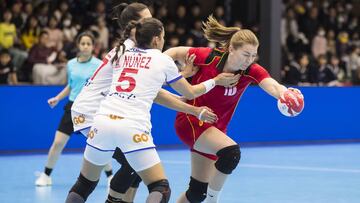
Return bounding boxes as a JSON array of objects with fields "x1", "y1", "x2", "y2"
[{"x1": 65, "y1": 17, "x2": 239, "y2": 203}]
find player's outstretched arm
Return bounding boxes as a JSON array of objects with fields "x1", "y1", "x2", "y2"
[
  {"x1": 154, "y1": 89, "x2": 218, "y2": 123},
  {"x1": 259, "y1": 78, "x2": 287, "y2": 99}
]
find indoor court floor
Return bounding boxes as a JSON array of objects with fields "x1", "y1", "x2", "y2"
[{"x1": 1, "y1": 143, "x2": 359, "y2": 203}]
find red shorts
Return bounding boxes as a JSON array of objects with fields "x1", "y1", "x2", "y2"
[{"x1": 175, "y1": 113, "x2": 218, "y2": 160}]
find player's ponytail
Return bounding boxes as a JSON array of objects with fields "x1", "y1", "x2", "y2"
[
  {"x1": 202, "y1": 15, "x2": 259, "y2": 51},
  {"x1": 112, "y1": 20, "x2": 139, "y2": 63},
  {"x1": 111, "y1": 2, "x2": 149, "y2": 63},
  {"x1": 202, "y1": 15, "x2": 240, "y2": 50}
]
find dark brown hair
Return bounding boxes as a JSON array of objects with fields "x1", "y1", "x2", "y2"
[
  {"x1": 112, "y1": 2, "x2": 148, "y2": 29},
  {"x1": 135, "y1": 18, "x2": 163, "y2": 49},
  {"x1": 111, "y1": 2, "x2": 149, "y2": 63},
  {"x1": 76, "y1": 31, "x2": 95, "y2": 45}
]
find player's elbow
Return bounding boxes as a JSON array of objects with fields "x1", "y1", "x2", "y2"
[{"x1": 182, "y1": 90, "x2": 196, "y2": 100}]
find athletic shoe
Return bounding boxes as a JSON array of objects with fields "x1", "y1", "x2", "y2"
[{"x1": 35, "y1": 172, "x2": 52, "y2": 186}]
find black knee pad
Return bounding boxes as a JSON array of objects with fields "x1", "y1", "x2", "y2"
[
  {"x1": 147, "y1": 179, "x2": 171, "y2": 203},
  {"x1": 185, "y1": 177, "x2": 208, "y2": 203},
  {"x1": 112, "y1": 147, "x2": 127, "y2": 165},
  {"x1": 215, "y1": 144, "x2": 241, "y2": 174},
  {"x1": 110, "y1": 164, "x2": 141, "y2": 193},
  {"x1": 131, "y1": 175, "x2": 142, "y2": 188},
  {"x1": 69, "y1": 173, "x2": 99, "y2": 201}
]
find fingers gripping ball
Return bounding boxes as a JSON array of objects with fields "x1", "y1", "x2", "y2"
[{"x1": 277, "y1": 88, "x2": 304, "y2": 117}]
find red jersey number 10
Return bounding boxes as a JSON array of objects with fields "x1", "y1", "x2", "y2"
[{"x1": 116, "y1": 68, "x2": 139, "y2": 92}]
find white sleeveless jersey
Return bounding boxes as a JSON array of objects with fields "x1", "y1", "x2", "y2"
[
  {"x1": 97, "y1": 47, "x2": 182, "y2": 131},
  {"x1": 71, "y1": 39, "x2": 135, "y2": 132}
]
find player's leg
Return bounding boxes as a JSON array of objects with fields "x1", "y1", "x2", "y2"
[
  {"x1": 106, "y1": 148, "x2": 142, "y2": 203},
  {"x1": 125, "y1": 148, "x2": 171, "y2": 203},
  {"x1": 176, "y1": 152, "x2": 215, "y2": 203},
  {"x1": 65, "y1": 145, "x2": 113, "y2": 203},
  {"x1": 35, "y1": 130, "x2": 70, "y2": 186},
  {"x1": 79, "y1": 127, "x2": 114, "y2": 185},
  {"x1": 193, "y1": 127, "x2": 240, "y2": 203},
  {"x1": 36, "y1": 102, "x2": 74, "y2": 186}
]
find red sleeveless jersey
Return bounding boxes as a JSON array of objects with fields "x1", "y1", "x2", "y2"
[{"x1": 182, "y1": 47, "x2": 270, "y2": 131}]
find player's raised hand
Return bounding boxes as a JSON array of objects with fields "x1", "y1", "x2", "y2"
[
  {"x1": 181, "y1": 53, "x2": 199, "y2": 78},
  {"x1": 214, "y1": 73, "x2": 240, "y2": 87},
  {"x1": 196, "y1": 106, "x2": 218, "y2": 123},
  {"x1": 48, "y1": 97, "x2": 59, "y2": 108}
]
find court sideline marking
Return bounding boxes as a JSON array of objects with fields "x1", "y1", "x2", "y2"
[{"x1": 163, "y1": 160, "x2": 360, "y2": 173}]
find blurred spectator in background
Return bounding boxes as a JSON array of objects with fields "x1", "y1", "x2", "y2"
[
  {"x1": 0, "y1": 10, "x2": 17, "y2": 50},
  {"x1": 283, "y1": 53, "x2": 312, "y2": 86},
  {"x1": 11, "y1": 1, "x2": 24, "y2": 32},
  {"x1": 326, "y1": 29, "x2": 337, "y2": 55},
  {"x1": 0, "y1": 49, "x2": 18, "y2": 85},
  {"x1": 300, "y1": 6, "x2": 319, "y2": 43},
  {"x1": 328, "y1": 54, "x2": 347, "y2": 84},
  {"x1": 349, "y1": 46, "x2": 360, "y2": 84},
  {"x1": 26, "y1": 31, "x2": 66, "y2": 84},
  {"x1": 317, "y1": 54, "x2": 339, "y2": 86},
  {"x1": 21, "y1": 2, "x2": 33, "y2": 23},
  {"x1": 0, "y1": 8, "x2": 28, "y2": 78},
  {"x1": 21, "y1": 15, "x2": 40, "y2": 50},
  {"x1": 311, "y1": 27, "x2": 327, "y2": 59},
  {"x1": 35, "y1": 2, "x2": 49, "y2": 28},
  {"x1": 90, "y1": 16, "x2": 109, "y2": 56},
  {"x1": 337, "y1": 31, "x2": 350, "y2": 57},
  {"x1": 44, "y1": 16, "x2": 64, "y2": 51},
  {"x1": 53, "y1": 0, "x2": 71, "y2": 23}
]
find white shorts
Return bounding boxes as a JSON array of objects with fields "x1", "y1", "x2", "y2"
[
  {"x1": 85, "y1": 114, "x2": 158, "y2": 171},
  {"x1": 71, "y1": 110, "x2": 93, "y2": 133},
  {"x1": 84, "y1": 145, "x2": 160, "y2": 171}
]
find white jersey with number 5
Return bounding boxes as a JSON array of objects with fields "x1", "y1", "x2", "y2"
[
  {"x1": 97, "y1": 47, "x2": 182, "y2": 131},
  {"x1": 71, "y1": 39, "x2": 135, "y2": 132}
]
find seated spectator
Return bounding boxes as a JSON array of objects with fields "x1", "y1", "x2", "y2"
[
  {"x1": 0, "y1": 9, "x2": 28, "y2": 79},
  {"x1": 328, "y1": 54, "x2": 346, "y2": 83},
  {"x1": 44, "y1": 16, "x2": 64, "y2": 51},
  {"x1": 0, "y1": 49, "x2": 18, "y2": 85},
  {"x1": 26, "y1": 31, "x2": 66, "y2": 84},
  {"x1": 311, "y1": 27, "x2": 327, "y2": 59},
  {"x1": 349, "y1": 46, "x2": 360, "y2": 85},
  {"x1": 21, "y1": 15, "x2": 41, "y2": 50},
  {"x1": 317, "y1": 54, "x2": 338, "y2": 86},
  {"x1": 283, "y1": 53, "x2": 312, "y2": 86},
  {"x1": 0, "y1": 10, "x2": 17, "y2": 50}
]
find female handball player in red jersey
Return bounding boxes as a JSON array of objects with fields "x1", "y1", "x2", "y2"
[{"x1": 165, "y1": 15, "x2": 303, "y2": 203}]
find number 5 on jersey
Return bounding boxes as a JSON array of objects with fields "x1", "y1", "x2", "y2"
[{"x1": 116, "y1": 68, "x2": 139, "y2": 92}]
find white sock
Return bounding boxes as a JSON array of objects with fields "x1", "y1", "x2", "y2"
[{"x1": 204, "y1": 187, "x2": 221, "y2": 203}]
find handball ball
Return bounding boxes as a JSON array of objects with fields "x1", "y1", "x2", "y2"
[{"x1": 277, "y1": 89, "x2": 304, "y2": 117}]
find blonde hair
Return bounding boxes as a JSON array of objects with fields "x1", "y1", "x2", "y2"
[{"x1": 202, "y1": 15, "x2": 259, "y2": 51}]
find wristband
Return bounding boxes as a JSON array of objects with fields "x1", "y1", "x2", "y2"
[
  {"x1": 197, "y1": 108, "x2": 207, "y2": 120},
  {"x1": 201, "y1": 79, "x2": 216, "y2": 93}
]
